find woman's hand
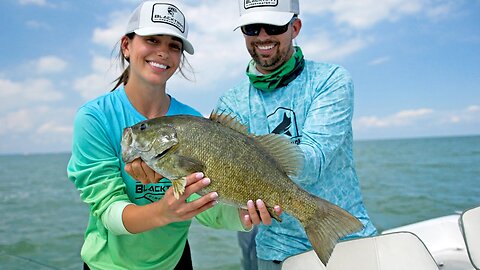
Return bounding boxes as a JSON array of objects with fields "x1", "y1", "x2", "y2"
[
  {"x1": 240, "y1": 200, "x2": 282, "y2": 229},
  {"x1": 125, "y1": 158, "x2": 163, "y2": 184},
  {"x1": 155, "y1": 172, "x2": 218, "y2": 225},
  {"x1": 123, "y1": 172, "x2": 217, "y2": 233}
]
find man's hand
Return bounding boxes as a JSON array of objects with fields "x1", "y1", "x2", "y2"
[{"x1": 240, "y1": 199, "x2": 282, "y2": 229}]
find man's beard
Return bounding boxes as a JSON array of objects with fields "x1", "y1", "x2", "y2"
[{"x1": 248, "y1": 42, "x2": 288, "y2": 72}]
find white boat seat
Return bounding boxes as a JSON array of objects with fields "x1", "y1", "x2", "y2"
[
  {"x1": 281, "y1": 232, "x2": 439, "y2": 270},
  {"x1": 460, "y1": 206, "x2": 480, "y2": 270},
  {"x1": 327, "y1": 232, "x2": 439, "y2": 270},
  {"x1": 282, "y1": 249, "x2": 326, "y2": 270},
  {"x1": 382, "y1": 214, "x2": 471, "y2": 269}
]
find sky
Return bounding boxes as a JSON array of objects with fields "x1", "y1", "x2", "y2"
[{"x1": 0, "y1": 0, "x2": 479, "y2": 154}]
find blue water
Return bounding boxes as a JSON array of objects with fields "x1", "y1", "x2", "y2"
[{"x1": 0, "y1": 135, "x2": 479, "y2": 270}]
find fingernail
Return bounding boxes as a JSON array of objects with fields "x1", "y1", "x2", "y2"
[
  {"x1": 256, "y1": 199, "x2": 264, "y2": 207},
  {"x1": 196, "y1": 172, "x2": 204, "y2": 179},
  {"x1": 210, "y1": 192, "x2": 218, "y2": 200},
  {"x1": 212, "y1": 201, "x2": 218, "y2": 206},
  {"x1": 274, "y1": 205, "x2": 280, "y2": 212},
  {"x1": 247, "y1": 200, "x2": 254, "y2": 208},
  {"x1": 202, "y1": 178, "x2": 211, "y2": 185}
]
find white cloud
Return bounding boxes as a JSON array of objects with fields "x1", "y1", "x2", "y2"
[
  {"x1": 0, "y1": 106, "x2": 72, "y2": 136},
  {"x1": 466, "y1": 105, "x2": 479, "y2": 112},
  {"x1": 73, "y1": 55, "x2": 120, "y2": 100},
  {"x1": 368, "y1": 56, "x2": 390, "y2": 66},
  {"x1": 0, "y1": 78, "x2": 63, "y2": 114},
  {"x1": 25, "y1": 20, "x2": 51, "y2": 30},
  {"x1": 439, "y1": 105, "x2": 480, "y2": 124},
  {"x1": 19, "y1": 0, "x2": 47, "y2": 6},
  {"x1": 302, "y1": 0, "x2": 424, "y2": 29},
  {"x1": 298, "y1": 32, "x2": 370, "y2": 61},
  {"x1": 92, "y1": 11, "x2": 129, "y2": 49},
  {"x1": 354, "y1": 106, "x2": 480, "y2": 133},
  {"x1": 0, "y1": 106, "x2": 75, "y2": 154},
  {"x1": 354, "y1": 108, "x2": 434, "y2": 129},
  {"x1": 427, "y1": 2, "x2": 455, "y2": 20},
  {"x1": 33, "y1": 56, "x2": 68, "y2": 74}
]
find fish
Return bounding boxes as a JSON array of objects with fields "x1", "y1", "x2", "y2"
[{"x1": 121, "y1": 113, "x2": 363, "y2": 265}]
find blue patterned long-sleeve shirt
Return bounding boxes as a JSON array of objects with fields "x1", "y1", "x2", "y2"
[{"x1": 215, "y1": 59, "x2": 377, "y2": 261}]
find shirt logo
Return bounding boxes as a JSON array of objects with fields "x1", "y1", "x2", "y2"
[
  {"x1": 244, "y1": 0, "x2": 278, "y2": 9},
  {"x1": 269, "y1": 107, "x2": 302, "y2": 145},
  {"x1": 152, "y1": 3, "x2": 185, "y2": 33},
  {"x1": 135, "y1": 180, "x2": 172, "y2": 203}
]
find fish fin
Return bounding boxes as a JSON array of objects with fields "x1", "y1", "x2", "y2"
[
  {"x1": 302, "y1": 196, "x2": 364, "y2": 265},
  {"x1": 172, "y1": 176, "x2": 187, "y2": 199},
  {"x1": 209, "y1": 111, "x2": 249, "y2": 135},
  {"x1": 165, "y1": 155, "x2": 205, "y2": 200},
  {"x1": 266, "y1": 206, "x2": 282, "y2": 222},
  {"x1": 176, "y1": 155, "x2": 205, "y2": 173},
  {"x1": 255, "y1": 134, "x2": 304, "y2": 176}
]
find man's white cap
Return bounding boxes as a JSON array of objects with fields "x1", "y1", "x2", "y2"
[
  {"x1": 235, "y1": 0, "x2": 300, "y2": 29},
  {"x1": 126, "y1": 0, "x2": 194, "y2": 55}
]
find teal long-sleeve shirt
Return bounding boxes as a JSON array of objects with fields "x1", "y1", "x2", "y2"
[
  {"x1": 67, "y1": 87, "x2": 246, "y2": 270},
  {"x1": 215, "y1": 60, "x2": 377, "y2": 261}
]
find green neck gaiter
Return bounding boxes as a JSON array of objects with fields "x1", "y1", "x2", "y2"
[{"x1": 246, "y1": 46, "x2": 305, "y2": 92}]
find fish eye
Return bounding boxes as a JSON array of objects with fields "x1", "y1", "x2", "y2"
[{"x1": 140, "y1": 123, "x2": 148, "y2": 131}]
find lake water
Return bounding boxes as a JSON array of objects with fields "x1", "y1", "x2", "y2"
[{"x1": 1, "y1": 135, "x2": 479, "y2": 270}]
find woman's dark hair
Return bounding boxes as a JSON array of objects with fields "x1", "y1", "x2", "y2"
[{"x1": 110, "y1": 33, "x2": 195, "y2": 92}]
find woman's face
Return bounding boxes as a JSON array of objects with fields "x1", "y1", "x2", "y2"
[{"x1": 122, "y1": 34, "x2": 183, "y2": 87}]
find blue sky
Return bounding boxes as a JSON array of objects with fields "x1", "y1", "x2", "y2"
[{"x1": 1, "y1": 0, "x2": 479, "y2": 154}]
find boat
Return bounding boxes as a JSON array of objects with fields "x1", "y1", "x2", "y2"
[
  {"x1": 282, "y1": 205, "x2": 479, "y2": 270},
  {"x1": 383, "y1": 214, "x2": 473, "y2": 269}
]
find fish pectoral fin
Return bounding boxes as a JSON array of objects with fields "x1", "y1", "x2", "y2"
[
  {"x1": 267, "y1": 206, "x2": 283, "y2": 222},
  {"x1": 172, "y1": 177, "x2": 187, "y2": 199},
  {"x1": 177, "y1": 155, "x2": 205, "y2": 173}
]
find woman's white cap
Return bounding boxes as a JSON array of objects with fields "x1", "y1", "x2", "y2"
[
  {"x1": 235, "y1": 0, "x2": 300, "y2": 29},
  {"x1": 126, "y1": 0, "x2": 194, "y2": 55}
]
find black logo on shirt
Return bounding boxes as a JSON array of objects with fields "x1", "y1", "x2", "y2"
[
  {"x1": 268, "y1": 107, "x2": 301, "y2": 144},
  {"x1": 135, "y1": 179, "x2": 172, "y2": 202}
]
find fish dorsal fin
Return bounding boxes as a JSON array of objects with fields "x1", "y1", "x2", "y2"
[
  {"x1": 209, "y1": 111, "x2": 249, "y2": 135},
  {"x1": 255, "y1": 134, "x2": 304, "y2": 177}
]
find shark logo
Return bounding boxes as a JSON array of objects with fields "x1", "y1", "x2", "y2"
[
  {"x1": 151, "y1": 3, "x2": 185, "y2": 33},
  {"x1": 167, "y1": 6, "x2": 177, "y2": 17},
  {"x1": 268, "y1": 107, "x2": 301, "y2": 144},
  {"x1": 272, "y1": 113, "x2": 293, "y2": 136}
]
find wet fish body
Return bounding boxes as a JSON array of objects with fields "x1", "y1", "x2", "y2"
[{"x1": 121, "y1": 114, "x2": 363, "y2": 264}]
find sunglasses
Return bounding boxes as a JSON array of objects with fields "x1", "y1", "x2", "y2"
[{"x1": 241, "y1": 16, "x2": 297, "y2": 36}]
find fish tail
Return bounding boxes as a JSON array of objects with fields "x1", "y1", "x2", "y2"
[{"x1": 303, "y1": 197, "x2": 364, "y2": 265}]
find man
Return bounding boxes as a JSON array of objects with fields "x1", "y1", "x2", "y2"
[{"x1": 215, "y1": 0, "x2": 378, "y2": 269}]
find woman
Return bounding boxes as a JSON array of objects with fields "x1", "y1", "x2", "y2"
[{"x1": 67, "y1": 1, "x2": 277, "y2": 269}]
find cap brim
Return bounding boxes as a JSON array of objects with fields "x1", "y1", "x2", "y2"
[
  {"x1": 234, "y1": 11, "x2": 294, "y2": 30},
  {"x1": 134, "y1": 27, "x2": 194, "y2": 55}
]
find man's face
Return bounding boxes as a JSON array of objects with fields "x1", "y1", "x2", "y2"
[{"x1": 243, "y1": 18, "x2": 301, "y2": 74}]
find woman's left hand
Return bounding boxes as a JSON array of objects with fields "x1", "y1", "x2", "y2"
[
  {"x1": 240, "y1": 199, "x2": 282, "y2": 229},
  {"x1": 125, "y1": 158, "x2": 163, "y2": 184}
]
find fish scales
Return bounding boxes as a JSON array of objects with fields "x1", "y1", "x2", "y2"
[
  {"x1": 167, "y1": 116, "x2": 317, "y2": 219},
  {"x1": 121, "y1": 114, "x2": 363, "y2": 265}
]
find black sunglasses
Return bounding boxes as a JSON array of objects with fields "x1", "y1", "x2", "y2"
[{"x1": 241, "y1": 16, "x2": 297, "y2": 36}]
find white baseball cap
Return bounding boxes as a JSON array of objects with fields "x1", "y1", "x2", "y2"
[
  {"x1": 126, "y1": 0, "x2": 194, "y2": 55},
  {"x1": 235, "y1": 0, "x2": 300, "y2": 29}
]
